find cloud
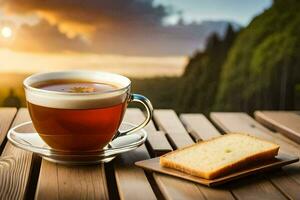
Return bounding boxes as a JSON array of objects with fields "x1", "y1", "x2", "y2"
[
  {"x1": 1, "y1": 0, "x2": 169, "y2": 37},
  {"x1": 90, "y1": 21, "x2": 232, "y2": 56},
  {"x1": 0, "y1": 0, "x2": 234, "y2": 56},
  {"x1": 1, "y1": 20, "x2": 88, "y2": 53}
]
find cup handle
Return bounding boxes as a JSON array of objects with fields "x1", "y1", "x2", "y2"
[{"x1": 113, "y1": 94, "x2": 153, "y2": 139}]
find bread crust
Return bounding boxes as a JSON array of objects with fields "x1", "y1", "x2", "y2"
[{"x1": 160, "y1": 133, "x2": 280, "y2": 179}]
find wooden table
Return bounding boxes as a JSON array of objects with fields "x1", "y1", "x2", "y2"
[{"x1": 0, "y1": 108, "x2": 300, "y2": 200}]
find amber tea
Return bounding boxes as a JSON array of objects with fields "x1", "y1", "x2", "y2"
[
  {"x1": 27, "y1": 80, "x2": 127, "y2": 151},
  {"x1": 24, "y1": 71, "x2": 152, "y2": 152}
]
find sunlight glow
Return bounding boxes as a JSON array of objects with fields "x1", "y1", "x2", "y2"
[
  {"x1": 1, "y1": 26, "x2": 12, "y2": 38},
  {"x1": 0, "y1": 49, "x2": 187, "y2": 78}
]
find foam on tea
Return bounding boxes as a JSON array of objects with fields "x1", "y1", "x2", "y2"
[
  {"x1": 25, "y1": 77, "x2": 130, "y2": 151},
  {"x1": 26, "y1": 79, "x2": 128, "y2": 110},
  {"x1": 33, "y1": 79, "x2": 117, "y2": 94}
]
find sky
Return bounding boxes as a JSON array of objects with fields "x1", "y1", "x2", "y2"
[
  {"x1": 155, "y1": 0, "x2": 272, "y2": 25},
  {"x1": 0, "y1": 0, "x2": 272, "y2": 77}
]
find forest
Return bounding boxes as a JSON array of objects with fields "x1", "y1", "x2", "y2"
[
  {"x1": 132, "y1": 0, "x2": 300, "y2": 114},
  {"x1": 1, "y1": 0, "x2": 299, "y2": 113}
]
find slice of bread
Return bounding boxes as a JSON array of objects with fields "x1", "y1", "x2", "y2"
[{"x1": 160, "y1": 133, "x2": 279, "y2": 179}]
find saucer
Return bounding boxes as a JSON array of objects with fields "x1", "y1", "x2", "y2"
[{"x1": 7, "y1": 121, "x2": 147, "y2": 165}]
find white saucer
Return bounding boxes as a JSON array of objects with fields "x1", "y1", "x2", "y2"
[{"x1": 7, "y1": 121, "x2": 147, "y2": 165}]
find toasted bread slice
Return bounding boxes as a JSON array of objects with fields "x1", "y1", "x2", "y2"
[{"x1": 160, "y1": 133, "x2": 279, "y2": 179}]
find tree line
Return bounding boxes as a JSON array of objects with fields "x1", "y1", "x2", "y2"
[{"x1": 132, "y1": 0, "x2": 300, "y2": 113}]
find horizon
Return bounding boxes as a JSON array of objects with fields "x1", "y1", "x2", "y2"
[{"x1": 0, "y1": 0, "x2": 272, "y2": 77}]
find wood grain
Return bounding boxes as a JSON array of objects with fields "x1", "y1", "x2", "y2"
[
  {"x1": 137, "y1": 154, "x2": 298, "y2": 187},
  {"x1": 36, "y1": 161, "x2": 108, "y2": 200},
  {"x1": 180, "y1": 113, "x2": 288, "y2": 199},
  {"x1": 211, "y1": 112, "x2": 300, "y2": 199},
  {"x1": 154, "y1": 173, "x2": 206, "y2": 200},
  {"x1": 153, "y1": 110, "x2": 234, "y2": 200},
  {"x1": 114, "y1": 145, "x2": 156, "y2": 200},
  {"x1": 146, "y1": 130, "x2": 172, "y2": 157},
  {"x1": 127, "y1": 108, "x2": 172, "y2": 156},
  {"x1": 154, "y1": 110, "x2": 194, "y2": 148},
  {"x1": 0, "y1": 108, "x2": 17, "y2": 149},
  {"x1": 125, "y1": 108, "x2": 157, "y2": 133},
  {"x1": 0, "y1": 108, "x2": 36, "y2": 200},
  {"x1": 128, "y1": 109, "x2": 220, "y2": 200},
  {"x1": 255, "y1": 111, "x2": 300, "y2": 143},
  {"x1": 113, "y1": 109, "x2": 156, "y2": 200},
  {"x1": 180, "y1": 113, "x2": 220, "y2": 141}
]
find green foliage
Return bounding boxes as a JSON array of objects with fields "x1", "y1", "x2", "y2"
[
  {"x1": 176, "y1": 25, "x2": 237, "y2": 114},
  {"x1": 133, "y1": 0, "x2": 299, "y2": 113},
  {"x1": 214, "y1": 0, "x2": 300, "y2": 112},
  {"x1": 132, "y1": 25, "x2": 237, "y2": 113},
  {"x1": 1, "y1": 0, "x2": 299, "y2": 113},
  {"x1": 131, "y1": 77, "x2": 180, "y2": 109}
]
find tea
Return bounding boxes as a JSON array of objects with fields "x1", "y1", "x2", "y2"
[
  {"x1": 27, "y1": 80, "x2": 128, "y2": 151},
  {"x1": 33, "y1": 79, "x2": 118, "y2": 93},
  {"x1": 24, "y1": 71, "x2": 152, "y2": 153}
]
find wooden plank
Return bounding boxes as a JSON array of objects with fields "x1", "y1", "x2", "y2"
[
  {"x1": 146, "y1": 131, "x2": 172, "y2": 157},
  {"x1": 0, "y1": 156, "x2": 17, "y2": 175},
  {"x1": 0, "y1": 108, "x2": 17, "y2": 149},
  {"x1": 154, "y1": 110, "x2": 194, "y2": 148},
  {"x1": 180, "y1": 113, "x2": 287, "y2": 200},
  {"x1": 115, "y1": 145, "x2": 156, "y2": 200},
  {"x1": 154, "y1": 173, "x2": 214, "y2": 200},
  {"x1": 124, "y1": 108, "x2": 157, "y2": 133},
  {"x1": 180, "y1": 114, "x2": 220, "y2": 141},
  {"x1": 114, "y1": 109, "x2": 156, "y2": 200},
  {"x1": 210, "y1": 112, "x2": 300, "y2": 149},
  {"x1": 211, "y1": 112, "x2": 300, "y2": 199},
  {"x1": 210, "y1": 113, "x2": 300, "y2": 159},
  {"x1": 35, "y1": 103, "x2": 116, "y2": 200},
  {"x1": 35, "y1": 161, "x2": 108, "y2": 200},
  {"x1": 0, "y1": 108, "x2": 37, "y2": 200},
  {"x1": 126, "y1": 108, "x2": 172, "y2": 157},
  {"x1": 153, "y1": 110, "x2": 234, "y2": 200},
  {"x1": 211, "y1": 113, "x2": 299, "y2": 147},
  {"x1": 255, "y1": 111, "x2": 300, "y2": 143},
  {"x1": 225, "y1": 174, "x2": 287, "y2": 200}
]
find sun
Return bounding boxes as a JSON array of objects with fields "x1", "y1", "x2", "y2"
[{"x1": 1, "y1": 26, "x2": 13, "y2": 38}]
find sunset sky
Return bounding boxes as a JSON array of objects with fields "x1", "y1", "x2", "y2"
[{"x1": 0, "y1": 0, "x2": 271, "y2": 77}]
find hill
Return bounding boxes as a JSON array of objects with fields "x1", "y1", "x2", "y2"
[
  {"x1": 1, "y1": 0, "x2": 299, "y2": 112},
  {"x1": 214, "y1": 0, "x2": 300, "y2": 111},
  {"x1": 133, "y1": 0, "x2": 300, "y2": 113}
]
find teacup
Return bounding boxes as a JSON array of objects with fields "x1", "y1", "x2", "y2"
[{"x1": 23, "y1": 70, "x2": 153, "y2": 151}]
